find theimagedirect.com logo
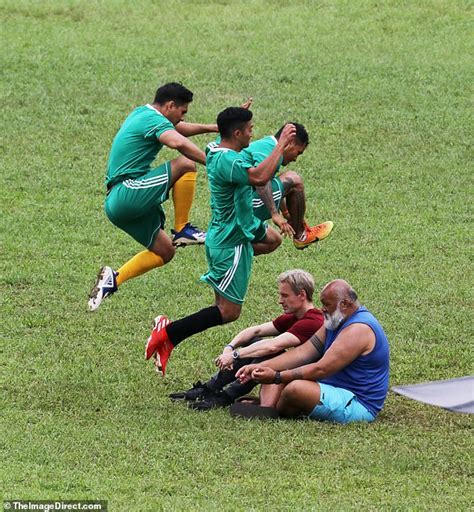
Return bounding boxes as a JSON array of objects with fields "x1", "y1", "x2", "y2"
[{"x1": 3, "y1": 501, "x2": 107, "y2": 511}]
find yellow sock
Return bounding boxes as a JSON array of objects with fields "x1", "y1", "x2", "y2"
[
  {"x1": 116, "y1": 250, "x2": 164, "y2": 286},
  {"x1": 172, "y1": 172, "x2": 196, "y2": 232}
]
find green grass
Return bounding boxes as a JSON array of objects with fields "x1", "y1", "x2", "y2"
[{"x1": 1, "y1": 0, "x2": 473, "y2": 510}]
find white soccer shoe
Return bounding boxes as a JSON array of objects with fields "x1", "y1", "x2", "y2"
[{"x1": 88, "y1": 266, "x2": 118, "y2": 311}]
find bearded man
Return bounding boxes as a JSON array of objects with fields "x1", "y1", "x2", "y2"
[{"x1": 237, "y1": 279, "x2": 390, "y2": 424}]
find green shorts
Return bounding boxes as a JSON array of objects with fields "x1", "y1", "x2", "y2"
[
  {"x1": 200, "y1": 242, "x2": 254, "y2": 305},
  {"x1": 104, "y1": 162, "x2": 172, "y2": 248},
  {"x1": 252, "y1": 177, "x2": 284, "y2": 221},
  {"x1": 251, "y1": 220, "x2": 268, "y2": 243}
]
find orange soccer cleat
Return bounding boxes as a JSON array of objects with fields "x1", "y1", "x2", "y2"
[{"x1": 293, "y1": 221, "x2": 334, "y2": 250}]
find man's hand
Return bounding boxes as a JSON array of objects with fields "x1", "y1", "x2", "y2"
[
  {"x1": 215, "y1": 348, "x2": 234, "y2": 370},
  {"x1": 241, "y1": 97, "x2": 253, "y2": 110},
  {"x1": 277, "y1": 123, "x2": 296, "y2": 150},
  {"x1": 251, "y1": 367, "x2": 277, "y2": 384},
  {"x1": 271, "y1": 212, "x2": 295, "y2": 238},
  {"x1": 236, "y1": 363, "x2": 259, "y2": 384}
]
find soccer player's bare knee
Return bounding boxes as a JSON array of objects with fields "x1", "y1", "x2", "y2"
[
  {"x1": 162, "y1": 245, "x2": 176, "y2": 263},
  {"x1": 176, "y1": 156, "x2": 196, "y2": 173},
  {"x1": 282, "y1": 171, "x2": 303, "y2": 194},
  {"x1": 269, "y1": 236, "x2": 282, "y2": 252},
  {"x1": 283, "y1": 380, "x2": 305, "y2": 397},
  {"x1": 149, "y1": 232, "x2": 175, "y2": 263},
  {"x1": 170, "y1": 157, "x2": 197, "y2": 183},
  {"x1": 150, "y1": 244, "x2": 175, "y2": 263},
  {"x1": 268, "y1": 229, "x2": 282, "y2": 251},
  {"x1": 218, "y1": 302, "x2": 241, "y2": 323},
  {"x1": 272, "y1": 235, "x2": 283, "y2": 250}
]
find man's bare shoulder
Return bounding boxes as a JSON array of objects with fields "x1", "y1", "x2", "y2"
[{"x1": 337, "y1": 322, "x2": 375, "y2": 354}]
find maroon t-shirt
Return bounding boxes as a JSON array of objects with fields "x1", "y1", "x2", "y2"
[{"x1": 272, "y1": 308, "x2": 324, "y2": 343}]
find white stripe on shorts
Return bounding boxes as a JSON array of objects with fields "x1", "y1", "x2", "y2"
[
  {"x1": 218, "y1": 245, "x2": 242, "y2": 293},
  {"x1": 252, "y1": 190, "x2": 282, "y2": 208},
  {"x1": 123, "y1": 176, "x2": 168, "y2": 189}
]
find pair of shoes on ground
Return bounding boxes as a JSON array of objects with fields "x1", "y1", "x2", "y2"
[
  {"x1": 169, "y1": 384, "x2": 278, "y2": 418},
  {"x1": 293, "y1": 220, "x2": 334, "y2": 250},
  {"x1": 87, "y1": 223, "x2": 206, "y2": 312},
  {"x1": 169, "y1": 381, "x2": 233, "y2": 411}
]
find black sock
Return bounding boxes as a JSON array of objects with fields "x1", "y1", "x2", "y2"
[{"x1": 166, "y1": 306, "x2": 223, "y2": 346}]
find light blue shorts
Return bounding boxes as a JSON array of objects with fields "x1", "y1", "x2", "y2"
[{"x1": 309, "y1": 383, "x2": 376, "y2": 424}]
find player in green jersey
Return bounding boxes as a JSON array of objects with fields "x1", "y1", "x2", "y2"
[
  {"x1": 145, "y1": 107, "x2": 297, "y2": 375},
  {"x1": 242, "y1": 124, "x2": 333, "y2": 250},
  {"x1": 207, "y1": 123, "x2": 333, "y2": 252},
  {"x1": 88, "y1": 82, "x2": 217, "y2": 311}
]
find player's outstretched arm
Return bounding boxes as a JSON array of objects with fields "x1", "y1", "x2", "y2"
[
  {"x1": 227, "y1": 322, "x2": 278, "y2": 349},
  {"x1": 159, "y1": 130, "x2": 206, "y2": 165},
  {"x1": 215, "y1": 322, "x2": 278, "y2": 369},
  {"x1": 238, "y1": 332, "x2": 301, "y2": 359},
  {"x1": 175, "y1": 97, "x2": 252, "y2": 137},
  {"x1": 216, "y1": 333, "x2": 298, "y2": 370},
  {"x1": 175, "y1": 122, "x2": 218, "y2": 137}
]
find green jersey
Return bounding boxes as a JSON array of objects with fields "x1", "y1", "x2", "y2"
[
  {"x1": 205, "y1": 146, "x2": 260, "y2": 248},
  {"x1": 208, "y1": 135, "x2": 282, "y2": 172},
  {"x1": 106, "y1": 104, "x2": 175, "y2": 187},
  {"x1": 240, "y1": 135, "x2": 283, "y2": 173}
]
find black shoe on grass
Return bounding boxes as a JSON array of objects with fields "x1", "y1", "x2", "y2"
[{"x1": 169, "y1": 381, "x2": 214, "y2": 402}]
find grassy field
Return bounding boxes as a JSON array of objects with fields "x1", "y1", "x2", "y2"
[{"x1": 1, "y1": 0, "x2": 473, "y2": 510}]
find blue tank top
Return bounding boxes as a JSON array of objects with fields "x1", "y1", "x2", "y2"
[{"x1": 320, "y1": 306, "x2": 390, "y2": 416}]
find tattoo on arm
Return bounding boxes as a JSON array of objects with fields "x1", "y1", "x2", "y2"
[
  {"x1": 309, "y1": 334, "x2": 324, "y2": 360},
  {"x1": 256, "y1": 183, "x2": 277, "y2": 215}
]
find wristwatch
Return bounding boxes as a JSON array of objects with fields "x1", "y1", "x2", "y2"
[
  {"x1": 273, "y1": 371, "x2": 282, "y2": 384},
  {"x1": 232, "y1": 350, "x2": 240, "y2": 360}
]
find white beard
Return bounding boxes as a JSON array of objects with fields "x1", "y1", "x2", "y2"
[{"x1": 324, "y1": 306, "x2": 345, "y2": 330}]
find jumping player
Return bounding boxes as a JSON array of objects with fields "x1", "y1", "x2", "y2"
[
  {"x1": 243, "y1": 123, "x2": 333, "y2": 250},
  {"x1": 145, "y1": 107, "x2": 297, "y2": 375},
  {"x1": 88, "y1": 82, "x2": 216, "y2": 311}
]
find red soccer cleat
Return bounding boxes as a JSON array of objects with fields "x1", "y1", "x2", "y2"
[{"x1": 145, "y1": 315, "x2": 174, "y2": 375}]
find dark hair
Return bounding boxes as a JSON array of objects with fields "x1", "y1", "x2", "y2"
[
  {"x1": 275, "y1": 122, "x2": 309, "y2": 145},
  {"x1": 154, "y1": 82, "x2": 193, "y2": 105},
  {"x1": 217, "y1": 107, "x2": 253, "y2": 139}
]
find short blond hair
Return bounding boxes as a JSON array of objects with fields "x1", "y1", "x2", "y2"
[{"x1": 278, "y1": 269, "x2": 315, "y2": 301}]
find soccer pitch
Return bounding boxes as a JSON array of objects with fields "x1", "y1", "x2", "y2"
[{"x1": 2, "y1": 1, "x2": 472, "y2": 510}]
